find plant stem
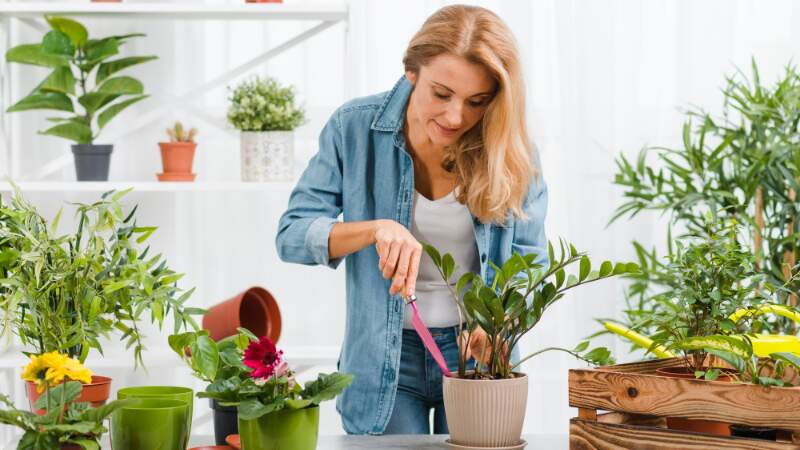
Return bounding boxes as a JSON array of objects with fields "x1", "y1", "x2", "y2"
[{"x1": 511, "y1": 346, "x2": 587, "y2": 371}]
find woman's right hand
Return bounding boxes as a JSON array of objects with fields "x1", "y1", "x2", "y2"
[{"x1": 372, "y1": 219, "x2": 422, "y2": 298}]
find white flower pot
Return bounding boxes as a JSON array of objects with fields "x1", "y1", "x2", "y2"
[
  {"x1": 443, "y1": 372, "x2": 528, "y2": 447},
  {"x1": 240, "y1": 131, "x2": 294, "y2": 181}
]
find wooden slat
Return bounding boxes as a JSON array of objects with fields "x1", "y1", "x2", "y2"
[
  {"x1": 569, "y1": 368, "x2": 800, "y2": 429},
  {"x1": 570, "y1": 418, "x2": 799, "y2": 450}
]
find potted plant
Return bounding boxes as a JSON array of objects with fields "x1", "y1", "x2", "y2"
[
  {"x1": 227, "y1": 76, "x2": 306, "y2": 182},
  {"x1": 158, "y1": 121, "x2": 198, "y2": 182},
  {"x1": 422, "y1": 240, "x2": 636, "y2": 448},
  {"x1": 0, "y1": 186, "x2": 203, "y2": 409},
  {"x1": 1, "y1": 352, "x2": 137, "y2": 449},
  {"x1": 171, "y1": 328, "x2": 351, "y2": 450},
  {"x1": 4, "y1": 15, "x2": 156, "y2": 181},
  {"x1": 168, "y1": 329, "x2": 250, "y2": 445}
]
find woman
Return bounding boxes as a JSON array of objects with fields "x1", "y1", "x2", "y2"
[{"x1": 276, "y1": 4, "x2": 547, "y2": 435}]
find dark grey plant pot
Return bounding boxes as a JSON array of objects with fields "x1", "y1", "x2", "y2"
[
  {"x1": 210, "y1": 399, "x2": 238, "y2": 445},
  {"x1": 71, "y1": 144, "x2": 113, "y2": 181},
  {"x1": 730, "y1": 424, "x2": 778, "y2": 441}
]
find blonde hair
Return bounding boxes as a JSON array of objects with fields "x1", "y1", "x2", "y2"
[{"x1": 403, "y1": 4, "x2": 536, "y2": 224}]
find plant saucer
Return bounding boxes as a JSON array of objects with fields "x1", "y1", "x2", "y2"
[
  {"x1": 157, "y1": 172, "x2": 196, "y2": 182},
  {"x1": 224, "y1": 434, "x2": 240, "y2": 449},
  {"x1": 445, "y1": 439, "x2": 527, "y2": 450}
]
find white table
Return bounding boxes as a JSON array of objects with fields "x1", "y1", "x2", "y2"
[{"x1": 4, "y1": 434, "x2": 568, "y2": 449}]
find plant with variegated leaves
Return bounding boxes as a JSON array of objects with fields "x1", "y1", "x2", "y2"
[
  {"x1": 424, "y1": 239, "x2": 639, "y2": 379},
  {"x1": 5, "y1": 15, "x2": 156, "y2": 144}
]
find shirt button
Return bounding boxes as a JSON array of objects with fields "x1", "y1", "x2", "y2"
[
  {"x1": 481, "y1": 253, "x2": 487, "y2": 262},
  {"x1": 392, "y1": 335, "x2": 397, "y2": 346}
]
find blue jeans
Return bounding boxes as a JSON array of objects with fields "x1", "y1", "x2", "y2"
[{"x1": 383, "y1": 325, "x2": 473, "y2": 434}]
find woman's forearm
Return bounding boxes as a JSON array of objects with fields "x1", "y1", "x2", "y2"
[{"x1": 328, "y1": 220, "x2": 382, "y2": 260}]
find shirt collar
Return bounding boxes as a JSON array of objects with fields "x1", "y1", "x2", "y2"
[{"x1": 371, "y1": 75, "x2": 413, "y2": 133}]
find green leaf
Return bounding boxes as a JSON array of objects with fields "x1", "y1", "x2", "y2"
[
  {"x1": 40, "y1": 66, "x2": 76, "y2": 95},
  {"x1": 97, "y1": 76, "x2": 143, "y2": 95},
  {"x1": 7, "y1": 92, "x2": 73, "y2": 113},
  {"x1": 238, "y1": 398, "x2": 282, "y2": 420},
  {"x1": 579, "y1": 256, "x2": 591, "y2": 281},
  {"x1": 167, "y1": 332, "x2": 196, "y2": 357},
  {"x1": 599, "y1": 261, "x2": 613, "y2": 277},
  {"x1": 96, "y1": 56, "x2": 157, "y2": 84},
  {"x1": 78, "y1": 92, "x2": 120, "y2": 115},
  {"x1": 194, "y1": 334, "x2": 219, "y2": 381},
  {"x1": 40, "y1": 121, "x2": 92, "y2": 144},
  {"x1": 41, "y1": 30, "x2": 75, "y2": 56},
  {"x1": 6, "y1": 43, "x2": 69, "y2": 68},
  {"x1": 46, "y1": 16, "x2": 88, "y2": 48},
  {"x1": 574, "y1": 340, "x2": 590, "y2": 353},
  {"x1": 771, "y1": 352, "x2": 800, "y2": 372},
  {"x1": 284, "y1": 398, "x2": 312, "y2": 409},
  {"x1": 422, "y1": 243, "x2": 442, "y2": 268},
  {"x1": 442, "y1": 253, "x2": 455, "y2": 280},
  {"x1": 82, "y1": 38, "x2": 119, "y2": 69},
  {"x1": 35, "y1": 381, "x2": 82, "y2": 410},
  {"x1": 301, "y1": 372, "x2": 354, "y2": 405},
  {"x1": 676, "y1": 335, "x2": 752, "y2": 359}
]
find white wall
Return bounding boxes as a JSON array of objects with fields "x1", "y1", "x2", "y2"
[{"x1": 2, "y1": 0, "x2": 800, "y2": 441}]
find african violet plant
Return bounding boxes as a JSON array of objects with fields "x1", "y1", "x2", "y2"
[
  {"x1": 169, "y1": 329, "x2": 353, "y2": 420},
  {"x1": 424, "y1": 239, "x2": 639, "y2": 379}
]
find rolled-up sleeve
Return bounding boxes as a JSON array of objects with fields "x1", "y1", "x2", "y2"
[{"x1": 275, "y1": 110, "x2": 344, "y2": 269}]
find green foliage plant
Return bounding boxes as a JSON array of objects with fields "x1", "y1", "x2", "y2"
[{"x1": 227, "y1": 77, "x2": 306, "y2": 132}]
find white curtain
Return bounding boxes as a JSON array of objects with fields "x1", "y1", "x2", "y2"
[{"x1": 2, "y1": 0, "x2": 800, "y2": 440}]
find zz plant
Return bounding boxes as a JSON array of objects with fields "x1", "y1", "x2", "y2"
[
  {"x1": 424, "y1": 239, "x2": 638, "y2": 379},
  {"x1": 5, "y1": 15, "x2": 156, "y2": 144}
]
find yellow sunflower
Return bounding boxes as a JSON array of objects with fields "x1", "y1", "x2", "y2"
[{"x1": 21, "y1": 352, "x2": 92, "y2": 393}]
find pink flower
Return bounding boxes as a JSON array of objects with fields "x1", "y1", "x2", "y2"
[{"x1": 243, "y1": 337, "x2": 284, "y2": 380}]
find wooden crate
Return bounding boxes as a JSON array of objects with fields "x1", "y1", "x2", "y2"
[{"x1": 569, "y1": 357, "x2": 800, "y2": 449}]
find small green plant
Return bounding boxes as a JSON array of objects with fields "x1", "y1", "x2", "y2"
[
  {"x1": 227, "y1": 77, "x2": 306, "y2": 132},
  {"x1": 169, "y1": 329, "x2": 352, "y2": 420},
  {"x1": 425, "y1": 239, "x2": 639, "y2": 379},
  {"x1": 0, "y1": 185, "x2": 203, "y2": 366},
  {"x1": 0, "y1": 353, "x2": 137, "y2": 450},
  {"x1": 5, "y1": 15, "x2": 156, "y2": 144},
  {"x1": 627, "y1": 219, "x2": 784, "y2": 377},
  {"x1": 166, "y1": 121, "x2": 197, "y2": 143}
]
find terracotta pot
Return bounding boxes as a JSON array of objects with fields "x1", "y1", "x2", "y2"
[
  {"x1": 443, "y1": 372, "x2": 527, "y2": 447},
  {"x1": 26, "y1": 375, "x2": 112, "y2": 415},
  {"x1": 157, "y1": 172, "x2": 196, "y2": 182},
  {"x1": 655, "y1": 366, "x2": 733, "y2": 436},
  {"x1": 159, "y1": 141, "x2": 197, "y2": 174},
  {"x1": 203, "y1": 287, "x2": 281, "y2": 343}
]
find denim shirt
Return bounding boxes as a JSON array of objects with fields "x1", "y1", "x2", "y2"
[{"x1": 275, "y1": 76, "x2": 548, "y2": 435}]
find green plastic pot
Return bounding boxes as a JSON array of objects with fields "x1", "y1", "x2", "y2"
[
  {"x1": 111, "y1": 398, "x2": 188, "y2": 450},
  {"x1": 117, "y1": 386, "x2": 194, "y2": 440},
  {"x1": 238, "y1": 406, "x2": 319, "y2": 450}
]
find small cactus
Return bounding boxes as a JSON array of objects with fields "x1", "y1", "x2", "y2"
[{"x1": 166, "y1": 121, "x2": 198, "y2": 143}]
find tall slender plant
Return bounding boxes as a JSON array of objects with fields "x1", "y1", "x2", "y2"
[
  {"x1": 0, "y1": 186, "x2": 202, "y2": 366},
  {"x1": 609, "y1": 60, "x2": 800, "y2": 337}
]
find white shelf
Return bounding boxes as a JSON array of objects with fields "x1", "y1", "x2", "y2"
[
  {"x1": 0, "y1": 2, "x2": 348, "y2": 21},
  {"x1": 0, "y1": 180, "x2": 298, "y2": 192}
]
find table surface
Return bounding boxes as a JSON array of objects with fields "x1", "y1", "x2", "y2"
[{"x1": 5, "y1": 434, "x2": 568, "y2": 450}]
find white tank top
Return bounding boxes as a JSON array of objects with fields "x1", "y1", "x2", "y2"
[{"x1": 403, "y1": 189, "x2": 480, "y2": 329}]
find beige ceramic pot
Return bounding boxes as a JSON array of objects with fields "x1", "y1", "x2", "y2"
[{"x1": 443, "y1": 372, "x2": 527, "y2": 447}]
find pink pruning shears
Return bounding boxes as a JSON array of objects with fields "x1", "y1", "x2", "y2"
[{"x1": 404, "y1": 294, "x2": 452, "y2": 377}]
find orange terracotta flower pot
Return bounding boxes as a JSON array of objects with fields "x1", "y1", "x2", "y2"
[
  {"x1": 655, "y1": 366, "x2": 734, "y2": 436},
  {"x1": 202, "y1": 287, "x2": 282, "y2": 343},
  {"x1": 159, "y1": 141, "x2": 197, "y2": 175},
  {"x1": 26, "y1": 375, "x2": 112, "y2": 415}
]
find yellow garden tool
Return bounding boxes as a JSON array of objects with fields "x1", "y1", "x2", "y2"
[
  {"x1": 603, "y1": 322, "x2": 675, "y2": 358},
  {"x1": 729, "y1": 304, "x2": 800, "y2": 356},
  {"x1": 604, "y1": 320, "x2": 800, "y2": 358}
]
